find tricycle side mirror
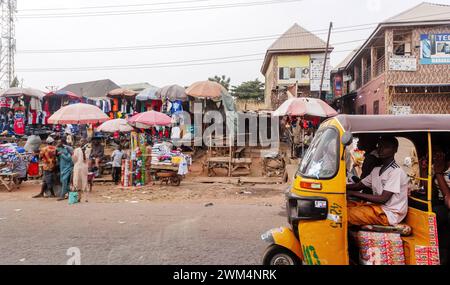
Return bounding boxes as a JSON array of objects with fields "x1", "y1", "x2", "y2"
[{"x1": 341, "y1": 132, "x2": 353, "y2": 147}]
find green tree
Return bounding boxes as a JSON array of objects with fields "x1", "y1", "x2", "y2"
[
  {"x1": 230, "y1": 79, "x2": 265, "y2": 101},
  {"x1": 208, "y1": 75, "x2": 231, "y2": 90}
]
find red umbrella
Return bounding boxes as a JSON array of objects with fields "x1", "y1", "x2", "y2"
[
  {"x1": 127, "y1": 110, "x2": 172, "y2": 129},
  {"x1": 48, "y1": 103, "x2": 110, "y2": 124}
]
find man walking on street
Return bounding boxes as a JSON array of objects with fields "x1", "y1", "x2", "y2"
[{"x1": 33, "y1": 136, "x2": 57, "y2": 198}]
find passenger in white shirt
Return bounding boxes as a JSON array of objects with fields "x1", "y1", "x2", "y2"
[{"x1": 346, "y1": 136, "x2": 409, "y2": 226}]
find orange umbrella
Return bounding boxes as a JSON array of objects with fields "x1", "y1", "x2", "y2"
[
  {"x1": 186, "y1": 81, "x2": 227, "y2": 99},
  {"x1": 48, "y1": 103, "x2": 110, "y2": 124},
  {"x1": 107, "y1": 88, "x2": 138, "y2": 99}
]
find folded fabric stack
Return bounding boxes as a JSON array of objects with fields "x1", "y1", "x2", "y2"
[{"x1": 0, "y1": 143, "x2": 23, "y2": 164}]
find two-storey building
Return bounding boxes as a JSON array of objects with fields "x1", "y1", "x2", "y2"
[
  {"x1": 261, "y1": 23, "x2": 333, "y2": 110},
  {"x1": 332, "y1": 2, "x2": 450, "y2": 115}
]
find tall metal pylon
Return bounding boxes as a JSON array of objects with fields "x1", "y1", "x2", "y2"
[{"x1": 0, "y1": 0, "x2": 17, "y2": 89}]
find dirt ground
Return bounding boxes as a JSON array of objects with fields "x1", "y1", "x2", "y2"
[{"x1": 0, "y1": 177, "x2": 287, "y2": 206}]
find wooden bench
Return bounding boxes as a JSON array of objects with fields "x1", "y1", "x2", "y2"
[
  {"x1": 205, "y1": 157, "x2": 252, "y2": 177},
  {"x1": 231, "y1": 158, "x2": 252, "y2": 176}
]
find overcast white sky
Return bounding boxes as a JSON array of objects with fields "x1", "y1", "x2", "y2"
[{"x1": 14, "y1": 0, "x2": 450, "y2": 91}]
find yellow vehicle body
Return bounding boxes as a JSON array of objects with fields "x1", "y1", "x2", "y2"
[{"x1": 261, "y1": 114, "x2": 450, "y2": 265}]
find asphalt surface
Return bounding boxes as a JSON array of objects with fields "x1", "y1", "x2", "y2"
[{"x1": 0, "y1": 200, "x2": 287, "y2": 265}]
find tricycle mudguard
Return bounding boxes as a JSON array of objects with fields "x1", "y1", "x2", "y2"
[{"x1": 261, "y1": 227, "x2": 303, "y2": 261}]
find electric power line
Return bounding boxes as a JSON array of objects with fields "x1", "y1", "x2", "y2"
[
  {"x1": 19, "y1": 0, "x2": 213, "y2": 12},
  {"x1": 18, "y1": 0, "x2": 305, "y2": 18},
  {"x1": 18, "y1": 25, "x2": 378, "y2": 54},
  {"x1": 15, "y1": 46, "x2": 381, "y2": 73}
]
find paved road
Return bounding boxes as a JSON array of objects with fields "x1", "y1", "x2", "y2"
[{"x1": 0, "y1": 200, "x2": 287, "y2": 265}]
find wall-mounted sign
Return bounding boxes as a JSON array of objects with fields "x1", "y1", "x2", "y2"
[
  {"x1": 389, "y1": 56, "x2": 417, "y2": 71},
  {"x1": 343, "y1": 75, "x2": 352, "y2": 82},
  {"x1": 420, "y1": 34, "x2": 450, "y2": 64},
  {"x1": 310, "y1": 54, "x2": 331, "y2": 92},
  {"x1": 392, "y1": 105, "x2": 412, "y2": 115}
]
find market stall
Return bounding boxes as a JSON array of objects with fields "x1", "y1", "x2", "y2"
[
  {"x1": 126, "y1": 110, "x2": 190, "y2": 187},
  {"x1": 107, "y1": 88, "x2": 138, "y2": 119},
  {"x1": 0, "y1": 143, "x2": 30, "y2": 191},
  {"x1": 0, "y1": 87, "x2": 46, "y2": 136},
  {"x1": 273, "y1": 97, "x2": 338, "y2": 158},
  {"x1": 44, "y1": 91, "x2": 83, "y2": 125},
  {"x1": 136, "y1": 87, "x2": 161, "y2": 113}
]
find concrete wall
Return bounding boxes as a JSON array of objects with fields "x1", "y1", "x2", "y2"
[
  {"x1": 264, "y1": 56, "x2": 277, "y2": 109},
  {"x1": 235, "y1": 99, "x2": 268, "y2": 112},
  {"x1": 355, "y1": 74, "x2": 386, "y2": 114}
]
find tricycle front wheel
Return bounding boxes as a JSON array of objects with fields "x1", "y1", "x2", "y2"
[{"x1": 262, "y1": 245, "x2": 301, "y2": 266}]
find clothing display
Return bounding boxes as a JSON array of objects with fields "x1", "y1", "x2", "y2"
[
  {"x1": 170, "y1": 100, "x2": 183, "y2": 114},
  {"x1": 13, "y1": 113, "x2": 25, "y2": 135}
]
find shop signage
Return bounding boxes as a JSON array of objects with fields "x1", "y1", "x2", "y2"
[
  {"x1": 389, "y1": 56, "x2": 417, "y2": 71},
  {"x1": 420, "y1": 34, "x2": 450, "y2": 64},
  {"x1": 334, "y1": 75, "x2": 343, "y2": 97},
  {"x1": 310, "y1": 54, "x2": 331, "y2": 92}
]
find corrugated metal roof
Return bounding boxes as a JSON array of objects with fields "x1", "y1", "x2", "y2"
[
  {"x1": 268, "y1": 23, "x2": 328, "y2": 52},
  {"x1": 384, "y1": 2, "x2": 450, "y2": 23},
  {"x1": 121, "y1": 82, "x2": 158, "y2": 92},
  {"x1": 334, "y1": 49, "x2": 359, "y2": 71},
  {"x1": 261, "y1": 23, "x2": 332, "y2": 74},
  {"x1": 59, "y1": 79, "x2": 120, "y2": 99},
  {"x1": 341, "y1": 2, "x2": 450, "y2": 70}
]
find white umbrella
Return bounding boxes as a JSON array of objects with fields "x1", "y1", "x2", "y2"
[
  {"x1": 0, "y1": 87, "x2": 45, "y2": 99},
  {"x1": 273, "y1": 97, "x2": 338, "y2": 117},
  {"x1": 48, "y1": 103, "x2": 110, "y2": 124},
  {"x1": 96, "y1": 119, "x2": 134, "y2": 133}
]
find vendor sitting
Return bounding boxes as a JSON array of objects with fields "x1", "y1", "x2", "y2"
[
  {"x1": 346, "y1": 136, "x2": 409, "y2": 227},
  {"x1": 90, "y1": 138, "x2": 104, "y2": 176}
]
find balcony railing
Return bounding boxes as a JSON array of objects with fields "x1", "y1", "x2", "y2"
[{"x1": 375, "y1": 55, "x2": 385, "y2": 77}]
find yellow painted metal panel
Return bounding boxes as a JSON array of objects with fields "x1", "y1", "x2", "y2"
[
  {"x1": 278, "y1": 55, "x2": 310, "y2": 67},
  {"x1": 291, "y1": 118, "x2": 349, "y2": 265}
]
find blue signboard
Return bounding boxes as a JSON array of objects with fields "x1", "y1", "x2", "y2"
[{"x1": 420, "y1": 34, "x2": 450, "y2": 64}]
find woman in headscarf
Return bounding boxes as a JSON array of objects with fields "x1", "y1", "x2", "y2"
[
  {"x1": 56, "y1": 139, "x2": 74, "y2": 201},
  {"x1": 72, "y1": 139, "x2": 91, "y2": 202}
]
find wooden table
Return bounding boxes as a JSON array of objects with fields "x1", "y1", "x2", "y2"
[
  {"x1": 205, "y1": 157, "x2": 252, "y2": 177},
  {"x1": 0, "y1": 172, "x2": 19, "y2": 192}
]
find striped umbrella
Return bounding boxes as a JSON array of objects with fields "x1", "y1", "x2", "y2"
[{"x1": 273, "y1": 98, "x2": 338, "y2": 118}]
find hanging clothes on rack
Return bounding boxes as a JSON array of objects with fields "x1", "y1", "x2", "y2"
[
  {"x1": 170, "y1": 100, "x2": 183, "y2": 114},
  {"x1": 14, "y1": 113, "x2": 25, "y2": 135}
]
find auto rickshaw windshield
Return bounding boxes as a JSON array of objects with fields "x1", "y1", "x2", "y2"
[{"x1": 298, "y1": 127, "x2": 340, "y2": 179}]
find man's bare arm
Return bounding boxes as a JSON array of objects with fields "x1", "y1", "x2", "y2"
[
  {"x1": 348, "y1": 190, "x2": 393, "y2": 204},
  {"x1": 347, "y1": 182, "x2": 366, "y2": 192}
]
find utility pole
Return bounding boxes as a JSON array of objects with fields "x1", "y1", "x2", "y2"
[
  {"x1": 319, "y1": 22, "x2": 332, "y2": 99},
  {"x1": 0, "y1": 0, "x2": 17, "y2": 89}
]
